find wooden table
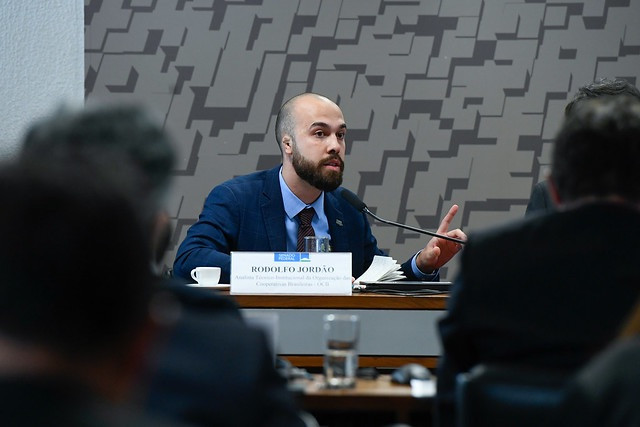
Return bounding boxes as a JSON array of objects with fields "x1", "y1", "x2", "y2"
[
  {"x1": 222, "y1": 291, "x2": 449, "y2": 369},
  {"x1": 227, "y1": 291, "x2": 447, "y2": 310},
  {"x1": 291, "y1": 374, "x2": 434, "y2": 426}
]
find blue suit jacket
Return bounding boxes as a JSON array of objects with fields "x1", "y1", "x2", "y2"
[{"x1": 174, "y1": 165, "x2": 425, "y2": 283}]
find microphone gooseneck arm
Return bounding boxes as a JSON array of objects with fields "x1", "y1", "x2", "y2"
[
  {"x1": 338, "y1": 187, "x2": 466, "y2": 245},
  {"x1": 362, "y1": 207, "x2": 466, "y2": 245}
]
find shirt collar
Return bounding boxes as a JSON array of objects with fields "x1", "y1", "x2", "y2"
[{"x1": 279, "y1": 166, "x2": 325, "y2": 220}]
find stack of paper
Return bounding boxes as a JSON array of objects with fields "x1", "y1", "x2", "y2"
[{"x1": 354, "y1": 255, "x2": 406, "y2": 285}]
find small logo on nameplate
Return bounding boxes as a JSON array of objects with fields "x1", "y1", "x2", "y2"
[{"x1": 274, "y1": 252, "x2": 309, "y2": 262}]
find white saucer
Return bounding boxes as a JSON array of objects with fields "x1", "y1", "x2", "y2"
[{"x1": 186, "y1": 283, "x2": 231, "y2": 290}]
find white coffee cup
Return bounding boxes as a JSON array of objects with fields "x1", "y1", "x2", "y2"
[{"x1": 190, "y1": 267, "x2": 221, "y2": 285}]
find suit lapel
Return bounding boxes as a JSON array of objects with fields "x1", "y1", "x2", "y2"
[
  {"x1": 325, "y1": 191, "x2": 349, "y2": 252},
  {"x1": 261, "y1": 166, "x2": 287, "y2": 251}
]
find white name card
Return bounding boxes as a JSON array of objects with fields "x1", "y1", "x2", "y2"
[{"x1": 230, "y1": 251, "x2": 352, "y2": 295}]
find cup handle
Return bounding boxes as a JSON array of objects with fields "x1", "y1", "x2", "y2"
[{"x1": 190, "y1": 269, "x2": 198, "y2": 282}]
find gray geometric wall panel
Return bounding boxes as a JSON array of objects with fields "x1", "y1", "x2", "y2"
[{"x1": 85, "y1": 0, "x2": 640, "y2": 279}]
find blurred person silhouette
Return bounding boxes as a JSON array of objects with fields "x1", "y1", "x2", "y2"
[
  {"x1": 437, "y1": 96, "x2": 640, "y2": 426},
  {"x1": 0, "y1": 159, "x2": 168, "y2": 426},
  {"x1": 20, "y1": 103, "x2": 175, "y2": 273},
  {"x1": 20, "y1": 104, "x2": 310, "y2": 427},
  {"x1": 556, "y1": 296, "x2": 640, "y2": 427},
  {"x1": 526, "y1": 77, "x2": 640, "y2": 217}
]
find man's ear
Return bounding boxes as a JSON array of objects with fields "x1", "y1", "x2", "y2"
[
  {"x1": 547, "y1": 176, "x2": 562, "y2": 205},
  {"x1": 282, "y1": 135, "x2": 293, "y2": 154}
]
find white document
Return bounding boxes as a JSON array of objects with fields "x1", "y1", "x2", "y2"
[{"x1": 353, "y1": 255, "x2": 406, "y2": 285}]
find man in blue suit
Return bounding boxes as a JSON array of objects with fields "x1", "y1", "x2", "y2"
[{"x1": 174, "y1": 93, "x2": 466, "y2": 283}]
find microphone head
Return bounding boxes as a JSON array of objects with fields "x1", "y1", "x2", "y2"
[{"x1": 339, "y1": 188, "x2": 367, "y2": 212}]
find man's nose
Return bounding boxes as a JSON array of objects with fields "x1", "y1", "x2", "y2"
[{"x1": 326, "y1": 134, "x2": 342, "y2": 153}]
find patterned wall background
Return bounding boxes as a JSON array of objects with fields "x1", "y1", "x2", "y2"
[{"x1": 85, "y1": 0, "x2": 640, "y2": 279}]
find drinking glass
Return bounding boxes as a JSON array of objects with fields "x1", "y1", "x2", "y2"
[
  {"x1": 304, "y1": 236, "x2": 331, "y2": 252},
  {"x1": 323, "y1": 313, "x2": 359, "y2": 388}
]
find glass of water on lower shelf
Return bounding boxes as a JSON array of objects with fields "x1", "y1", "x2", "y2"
[{"x1": 323, "y1": 313, "x2": 359, "y2": 388}]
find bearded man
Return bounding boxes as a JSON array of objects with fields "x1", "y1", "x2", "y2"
[{"x1": 173, "y1": 93, "x2": 465, "y2": 283}]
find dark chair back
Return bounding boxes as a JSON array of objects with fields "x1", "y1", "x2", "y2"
[{"x1": 456, "y1": 364, "x2": 569, "y2": 427}]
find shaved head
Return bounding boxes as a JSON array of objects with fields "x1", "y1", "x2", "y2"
[{"x1": 275, "y1": 93, "x2": 335, "y2": 151}]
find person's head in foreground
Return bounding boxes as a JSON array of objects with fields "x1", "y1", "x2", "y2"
[
  {"x1": 20, "y1": 103, "x2": 176, "y2": 274},
  {"x1": 550, "y1": 95, "x2": 640, "y2": 207},
  {"x1": 564, "y1": 77, "x2": 640, "y2": 116},
  {"x1": 0, "y1": 159, "x2": 153, "y2": 403}
]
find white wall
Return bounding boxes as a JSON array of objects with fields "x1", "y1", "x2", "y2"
[{"x1": 0, "y1": 0, "x2": 84, "y2": 159}]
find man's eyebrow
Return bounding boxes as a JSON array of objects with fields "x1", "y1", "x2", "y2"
[{"x1": 308, "y1": 122, "x2": 348, "y2": 130}]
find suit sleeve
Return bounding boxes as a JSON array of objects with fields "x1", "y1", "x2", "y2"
[
  {"x1": 362, "y1": 212, "x2": 385, "y2": 261},
  {"x1": 251, "y1": 332, "x2": 309, "y2": 427},
  {"x1": 400, "y1": 255, "x2": 440, "y2": 281},
  {"x1": 144, "y1": 300, "x2": 307, "y2": 427},
  {"x1": 349, "y1": 209, "x2": 388, "y2": 278},
  {"x1": 173, "y1": 184, "x2": 239, "y2": 283},
  {"x1": 435, "y1": 249, "x2": 478, "y2": 426}
]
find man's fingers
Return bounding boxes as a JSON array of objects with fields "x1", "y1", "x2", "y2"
[
  {"x1": 436, "y1": 204, "x2": 459, "y2": 233},
  {"x1": 447, "y1": 228, "x2": 467, "y2": 241}
]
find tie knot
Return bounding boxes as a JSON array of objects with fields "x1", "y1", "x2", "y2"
[{"x1": 298, "y1": 207, "x2": 315, "y2": 226}]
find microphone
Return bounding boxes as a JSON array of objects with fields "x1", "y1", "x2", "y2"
[{"x1": 339, "y1": 188, "x2": 466, "y2": 245}]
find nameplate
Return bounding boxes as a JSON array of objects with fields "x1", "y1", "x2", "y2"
[{"x1": 230, "y1": 251, "x2": 352, "y2": 295}]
